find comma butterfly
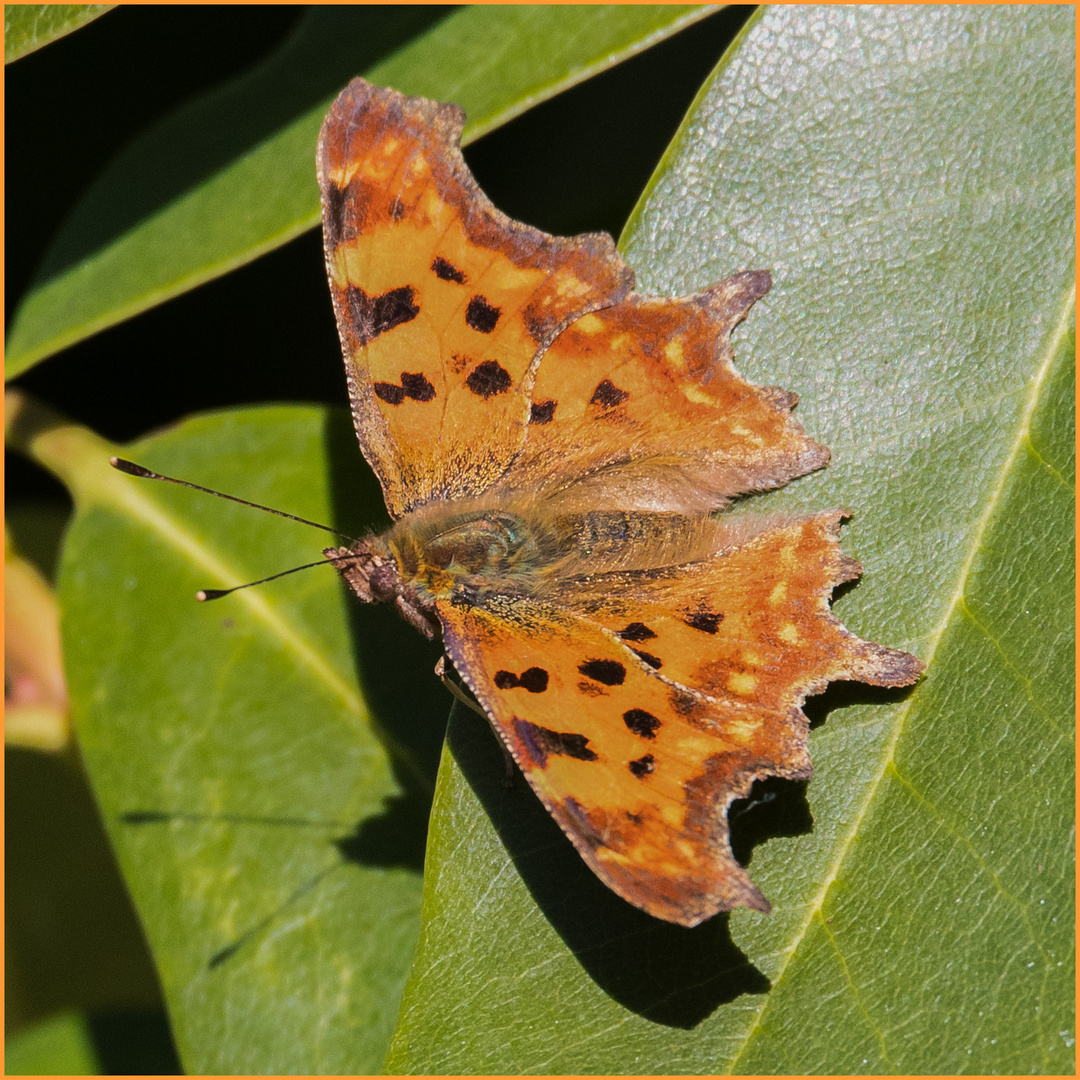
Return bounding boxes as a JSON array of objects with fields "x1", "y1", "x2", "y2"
[{"x1": 317, "y1": 78, "x2": 923, "y2": 927}]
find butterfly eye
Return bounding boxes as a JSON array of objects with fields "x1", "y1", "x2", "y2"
[{"x1": 367, "y1": 559, "x2": 401, "y2": 602}]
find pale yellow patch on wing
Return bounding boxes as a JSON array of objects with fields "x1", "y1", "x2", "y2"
[
  {"x1": 555, "y1": 275, "x2": 586, "y2": 298},
  {"x1": 779, "y1": 622, "x2": 800, "y2": 644},
  {"x1": 597, "y1": 847, "x2": 635, "y2": 870},
  {"x1": 418, "y1": 187, "x2": 448, "y2": 226},
  {"x1": 328, "y1": 161, "x2": 359, "y2": 188},
  {"x1": 724, "y1": 717, "x2": 762, "y2": 743},
  {"x1": 574, "y1": 313, "x2": 607, "y2": 335},
  {"x1": 359, "y1": 148, "x2": 401, "y2": 184},
  {"x1": 673, "y1": 730, "x2": 735, "y2": 760},
  {"x1": 675, "y1": 839, "x2": 698, "y2": 860},
  {"x1": 729, "y1": 673, "x2": 758, "y2": 696},
  {"x1": 769, "y1": 581, "x2": 788, "y2": 605},
  {"x1": 664, "y1": 337, "x2": 685, "y2": 369},
  {"x1": 682, "y1": 384, "x2": 717, "y2": 407}
]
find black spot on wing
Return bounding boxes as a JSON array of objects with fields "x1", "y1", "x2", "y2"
[
  {"x1": 465, "y1": 360, "x2": 512, "y2": 399},
  {"x1": 617, "y1": 622, "x2": 656, "y2": 642},
  {"x1": 346, "y1": 284, "x2": 419, "y2": 346},
  {"x1": 322, "y1": 182, "x2": 347, "y2": 248},
  {"x1": 493, "y1": 667, "x2": 549, "y2": 693},
  {"x1": 513, "y1": 718, "x2": 597, "y2": 769},
  {"x1": 589, "y1": 378, "x2": 629, "y2": 408},
  {"x1": 684, "y1": 611, "x2": 724, "y2": 634},
  {"x1": 372, "y1": 382, "x2": 405, "y2": 405},
  {"x1": 431, "y1": 256, "x2": 467, "y2": 284},
  {"x1": 623, "y1": 708, "x2": 661, "y2": 739},
  {"x1": 389, "y1": 198, "x2": 407, "y2": 221},
  {"x1": 465, "y1": 295, "x2": 501, "y2": 333},
  {"x1": 578, "y1": 658, "x2": 626, "y2": 686},
  {"x1": 628, "y1": 754, "x2": 656, "y2": 779},
  {"x1": 373, "y1": 371, "x2": 435, "y2": 405},
  {"x1": 630, "y1": 648, "x2": 662, "y2": 671},
  {"x1": 401, "y1": 372, "x2": 435, "y2": 401},
  {"x1": 530, "y1": 399, "x2": 556, "y2": 425}
]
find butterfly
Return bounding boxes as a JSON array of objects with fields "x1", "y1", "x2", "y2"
[{"x1": 316, "y1": 77, "x2": 923, "y2": 928}]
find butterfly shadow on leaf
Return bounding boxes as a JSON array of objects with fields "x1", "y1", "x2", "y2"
[
  {"x1": 448, "y1": 700, "x2": 820, "y2": 1029},
  {"x1": 803, "y1": 677, "x2": 915, "y2": 730}
]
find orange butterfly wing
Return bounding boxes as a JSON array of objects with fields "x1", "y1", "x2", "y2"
[
  {"x1": 437, "y1": 594, "x2": 776, "y2": 923},
  {"x1": 551, "y1": 512, "x2": 924, "y2": 708},
  {"x1": 317, "y1": 78, "x2": 633, "y2": 518},
  {"x1": 499, "y1": 275, "x2": 829, "y2": 512}
]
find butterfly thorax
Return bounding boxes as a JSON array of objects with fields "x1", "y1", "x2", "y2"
[{"x1": 327, "y1": 501, "x2": 566, "y2": 639}]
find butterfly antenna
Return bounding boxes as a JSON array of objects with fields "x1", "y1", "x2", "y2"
[
  {"x1": 196, "y1": 553, "x2": 355, "y2": 602},
  {"x1": 110, "y1": 457, "x2": 362, "y2": 544}
]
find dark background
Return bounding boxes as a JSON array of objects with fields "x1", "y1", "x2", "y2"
[{"x1": 6, "y1": 6, "x2": 753, "y2": 1072}]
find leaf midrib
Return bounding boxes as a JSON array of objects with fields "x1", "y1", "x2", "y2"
[{"x1": 727, "y1": 279, "x2": 1076, "y2": 1071}]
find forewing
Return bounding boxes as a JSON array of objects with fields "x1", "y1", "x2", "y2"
[{"x1": 317, "y1": 78, "x2": 634, "y2": 518}]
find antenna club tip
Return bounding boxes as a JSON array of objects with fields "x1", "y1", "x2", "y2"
[{"x1": 111, "y1": 457, "x2": 155, "y2": 478}]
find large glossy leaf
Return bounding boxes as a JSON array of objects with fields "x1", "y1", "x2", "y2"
[
  {"x1": 4, "y1": 4, "x2": 712, "y2": 377},
  {"x1": 4, "y1": 5, "x2": 113, "y2": 65},
  {"x1": 386, "y1": 6, "x2": 1075, "y2": 1073},
  {"x1": 11, "y1": 396, "x2": 444, "y2": 1073}
]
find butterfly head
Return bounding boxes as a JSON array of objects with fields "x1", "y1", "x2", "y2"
[{"x1": 324, "y1": 536, "x2": 441, "y2": 640}]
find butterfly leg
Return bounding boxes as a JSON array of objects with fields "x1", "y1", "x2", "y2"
[
  {"x1": 435, "y1": 656, "x2": 518, "y2": 786},
  {"x1": 434, "y1": 655, "x2": 486, "y2": 718}
]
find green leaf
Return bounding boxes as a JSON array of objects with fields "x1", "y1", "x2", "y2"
[
  {"x1": 23, "y1": 401, "x2": 445, "y2": 1073},
  {"x1": 4, "y1": 5, "x2": 114, "y2": 65},
  {"x1": 4, "y1": 4, "x2": 713, "y2": 377},
  {"x1": 387, "y1": 5, "x2": 1075, "y2": 1073}
]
